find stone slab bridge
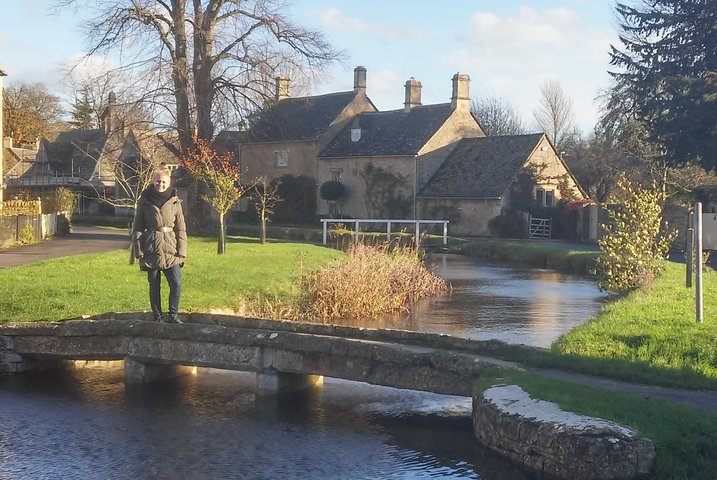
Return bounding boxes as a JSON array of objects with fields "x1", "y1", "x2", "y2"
[
  {"x1": 0, "y1": 313, "x2": 656, "y2": 479},
  {"x1": 0, "y1": 313, "x2": 516, "y2": 395}
]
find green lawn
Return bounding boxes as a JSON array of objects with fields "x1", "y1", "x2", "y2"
[{"x1": 0, "y1": 236, "x2": 341, "y2": 323}]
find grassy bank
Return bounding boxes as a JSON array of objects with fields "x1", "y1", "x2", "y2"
[
  {"x1": 0, "y1": 236, "x2": 340, "y2": 323},
  {"x1": 477, "y1": 368, "x2": 717, "y2": 480},
  {"x1": 454, "y1": 238, "x2": 599, "y2": 274}
]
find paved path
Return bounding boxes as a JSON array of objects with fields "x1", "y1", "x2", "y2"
[
  {"x1": 0, "y1": 230, "x2": 715, "y2": 415},
  {"x1": 0, "y1": 225, "x2": 128, "y2": 269}
]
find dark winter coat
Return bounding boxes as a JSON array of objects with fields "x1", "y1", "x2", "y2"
[{"x1": 132, "y1": 189, "x2": 187, "y2": 271}]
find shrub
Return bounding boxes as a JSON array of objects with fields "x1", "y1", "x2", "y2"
[
  {"x1": 595, "y1": 176, "x2": 676, "y2": 293},
  {"x1": 297, "y1": 243, "x2": 448, "y2": 321},
  {"x1": 56, "y1": 213, "x2": 72, "y2": 236},
  {"x1": 319, "y1": 181, "x2": 346, "y2": 201},
  {"x1": 19, "y1": 224, "x2": 38, "y2": 245},
  {"x1": 488, "y1": 213, "x2": 528, "y2": 238}
]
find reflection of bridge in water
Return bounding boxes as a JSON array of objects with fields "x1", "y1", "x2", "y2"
[{"x1": 0, "y1": 314, "x2": 517, "y2": 396}]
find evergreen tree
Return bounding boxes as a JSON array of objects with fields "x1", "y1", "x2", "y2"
[
  {"x1": 70, "y1": 87, "x2": 95, "y2": 130},
  {"x1": 608, "y1": 0, "x2": 717, "y2": 169}
]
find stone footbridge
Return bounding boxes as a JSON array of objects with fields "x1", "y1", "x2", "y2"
[
  {"x1": 0, "y1": 313, "x2": 656, "y2": 479},
  {"x1": 0, "y1": 313, "x2": 516, "y2": 395}
]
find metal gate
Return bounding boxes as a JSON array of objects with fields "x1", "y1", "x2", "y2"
[{"x1": 529, "y1": 216, "x2": 551, "y2": 239}]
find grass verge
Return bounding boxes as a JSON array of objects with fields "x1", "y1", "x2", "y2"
[
  {"x1": 476, "y1": 367, "x2": 717, "y2": 480},
  {"x1": 0, "y1": 236, "x2": 340, "y2": 323}
]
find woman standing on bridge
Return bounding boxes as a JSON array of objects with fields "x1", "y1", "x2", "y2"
[{"x1": 132, "y1": 168, "x2": 187, "y2": 323}]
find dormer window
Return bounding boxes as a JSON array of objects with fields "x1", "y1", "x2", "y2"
[{"x1": 351, "y1": 128, "x2": 361, "y2": 142}]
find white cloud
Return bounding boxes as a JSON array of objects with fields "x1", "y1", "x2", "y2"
[
  {"x1": 449, "y1": 6, "x2": 618, "y2": 132},
  {"x1": 316, "y1": 8, "x2": 427, "y2": 43}
]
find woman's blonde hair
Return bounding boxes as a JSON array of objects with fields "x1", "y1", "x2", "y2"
[{"x1": 152, "y1": 168, "x2": 172, "y2": 180}]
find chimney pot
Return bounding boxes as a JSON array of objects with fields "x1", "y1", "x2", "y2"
[{"x1": 404, "y1": 77, "x2": 422, "y2": 112}]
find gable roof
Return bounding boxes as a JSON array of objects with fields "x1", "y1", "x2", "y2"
[
  {"x1": 419, "y1": 133, "x2": 545, "y2": 198},
  {"x1": 319, "y1": 104, "x2": 454, "y2": 158},
  {"x1": 38, "y1": 129, "x2": 110, "y2": 180},
  {"x1": 247, "y1": 91, "x2": 359, "y2": 142}
]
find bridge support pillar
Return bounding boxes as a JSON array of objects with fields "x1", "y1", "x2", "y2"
[
  {"x1": 124, "y1": 357, "x2": 193, "y2": 384},
  {"x1": 255, "y1": 372, "x2": 323, "y2": 396}
]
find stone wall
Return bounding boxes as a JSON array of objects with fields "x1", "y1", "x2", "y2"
[{"x1": 473, "y1": 385, "x2": 655, "y2": 480}]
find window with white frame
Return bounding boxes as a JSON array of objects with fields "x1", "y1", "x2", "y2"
[
  {"x1": 274, "y1": 150, "x2": 288, "y2": 168},
  {"x1": 536, "y1": 188, "x2": 555, "y2": 207}
]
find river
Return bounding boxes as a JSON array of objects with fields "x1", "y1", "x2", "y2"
[{"x1": 0, "y1": 255, "x2": 606, "y2": 479}]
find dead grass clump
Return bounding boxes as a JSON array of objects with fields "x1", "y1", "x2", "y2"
[{"x1": 297, "y1": 242, "x2": 448, "y2": 322}]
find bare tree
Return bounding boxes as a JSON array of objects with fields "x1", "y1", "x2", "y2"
[
  {"x1": 533, "y1": 80, "x2": 579, "y2": 152},
  {"x1": 251, "y1": 176, "x2": 281, "y2": 244},
  {"x1": 471, "y1": 95, "x2": 526, "y2": 136},
  {"x1": 56, "y1": 0, "x2": 343, "y2": 154}
]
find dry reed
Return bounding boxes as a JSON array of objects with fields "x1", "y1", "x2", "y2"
[{"x1": 296, "y1": 242, "x2": 448, "y2": 322}]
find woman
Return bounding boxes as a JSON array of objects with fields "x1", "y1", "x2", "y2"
[{"x1": 132, "y1": 168, "x2": 187, "y2": 323}]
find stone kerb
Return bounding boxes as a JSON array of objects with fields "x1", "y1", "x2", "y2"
[{"x1": 473, "y1": 385, "x2": 656, "y2": 480}]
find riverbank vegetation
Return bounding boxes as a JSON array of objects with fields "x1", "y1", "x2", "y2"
[{"x1": 296, "y1": 242, "x2": 447, "y2": 322}]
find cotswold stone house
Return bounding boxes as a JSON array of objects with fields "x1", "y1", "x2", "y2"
[
  {"x1": 5, "y1": 93, "x2": 181, "y2": 215},
  {"x1": 418, "y1": 133, "x2": 585, "y2": 236},
  {"x1": 223, "y1": 66, "x2": 587, "y2": 236}
]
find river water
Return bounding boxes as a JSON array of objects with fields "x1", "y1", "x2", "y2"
[{"x1": 0, "y1": 255, "x2": 606, "y2": 479}]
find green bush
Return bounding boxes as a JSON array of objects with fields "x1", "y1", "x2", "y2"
[
  {"x1": 487, "y1": 213, "x2": 528, "y2": 238},
  {"x1": 19, "y1": 224, "x2": 38, "y2": 245},
  {"x1": 56, "y1": 213, "x2": 71, "y2": 236},
  {"x1": 319, "y1": 181, "x2": 346, "y2": 201},
  {"x1": 595, "y1": 176, "x2": 676, "y2": 293}
]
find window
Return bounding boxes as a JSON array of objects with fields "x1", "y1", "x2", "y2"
[
  {"x1": 351, "y1": 128, "x2": 361, "y2": 142},
  {"x1": 274, "y1": 150, "x2": 288, "y2": 168},
  {"x1": 331, "y1": 168, "x2": 343, "y2": 182},
  {"x1": 545, "y1": 190, "x2": 554, "y2": 207},
  {"x1": 536, "y1": 188, "x2": 555, "y2": 207}
]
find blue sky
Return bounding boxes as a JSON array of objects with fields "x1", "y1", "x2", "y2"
[{"x1": 0, "y1": 0, "x2": 619, "y2": 133}]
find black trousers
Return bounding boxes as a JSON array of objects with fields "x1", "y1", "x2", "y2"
[{"x1": 147, "y1": 265, "x2": 182, "y2": 320}]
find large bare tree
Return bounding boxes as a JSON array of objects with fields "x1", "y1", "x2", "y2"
[
  {"x1": 532, "y1": 80, "x2": 579, "y2": 152},
  {"x1": 471, "y1": 95, "x2": 526, "y2": 136},
  {"x1": 56, "y1": 0, "x2": 342, "y2": 154}
]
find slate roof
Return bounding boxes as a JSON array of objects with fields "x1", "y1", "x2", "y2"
[
  {"x1": 37, "y1": 129, "x2": 110, "y2": 180},
  {"x1": 419, "y1": 133, "x2": 545, "y2": 198},
  {"x1": 247, "y1": 91, "x2": 359, "y2": 142},
  {"x1": 320, "y1": 104, "x2": 454, "y2": 158}
]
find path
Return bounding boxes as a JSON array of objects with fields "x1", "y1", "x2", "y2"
[{"x1": 0, "y1": 225, "x2": 128, "y2": 269}]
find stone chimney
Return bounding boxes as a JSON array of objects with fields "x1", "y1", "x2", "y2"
[
  {"x1": 275, "y1": 76, "x2": 290, "y2": 102},
  {"x1": 451, "y1": 73, "x2": 470, "y2": 111},
  {"x1": 404, "y1": 77, "x2": 422, "y2": 112},
  {"x1": 353, "y1": 66, "x2": 367, "y2": 95},
  {"x1": 100, "y1": 92, "x2": 117, "y2": 134}
]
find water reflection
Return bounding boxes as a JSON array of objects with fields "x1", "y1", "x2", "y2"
[
  {"x1": 0, "y1": 363, "x2": 534, "y2": 479},
  {"x1": 333, "y1": 254, "x2": 607, "y2": 348},
  {"x1": 411, "y1": 254, "x2": 607, "y2": 348}
]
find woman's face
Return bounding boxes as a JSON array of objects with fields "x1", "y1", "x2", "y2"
[{"x1": 153, "y1": 174, "x2": 171, "y2": 193}]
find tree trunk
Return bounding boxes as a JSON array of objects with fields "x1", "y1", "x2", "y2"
[
  {"x1": 260, "y1": 209, "x2": 266, "y2": 244},
  {"x1": 169, "y1": 0, "x2": 193, "y2": 154},
  {"x1": 218, "y1": 212, "x2": 226, "y2": 254}
]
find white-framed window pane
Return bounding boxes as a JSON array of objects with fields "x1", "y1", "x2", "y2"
[
  {"x1": 545, "y1": 190, "x2": 555, "y2": 207},
  {"x1": 274, "y1": 150, "x2": 288, "y2": 168}
]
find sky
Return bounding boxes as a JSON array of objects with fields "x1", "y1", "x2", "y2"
[{"x1": 0, "y1": 0, "x2": 620, "y2": 134}]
